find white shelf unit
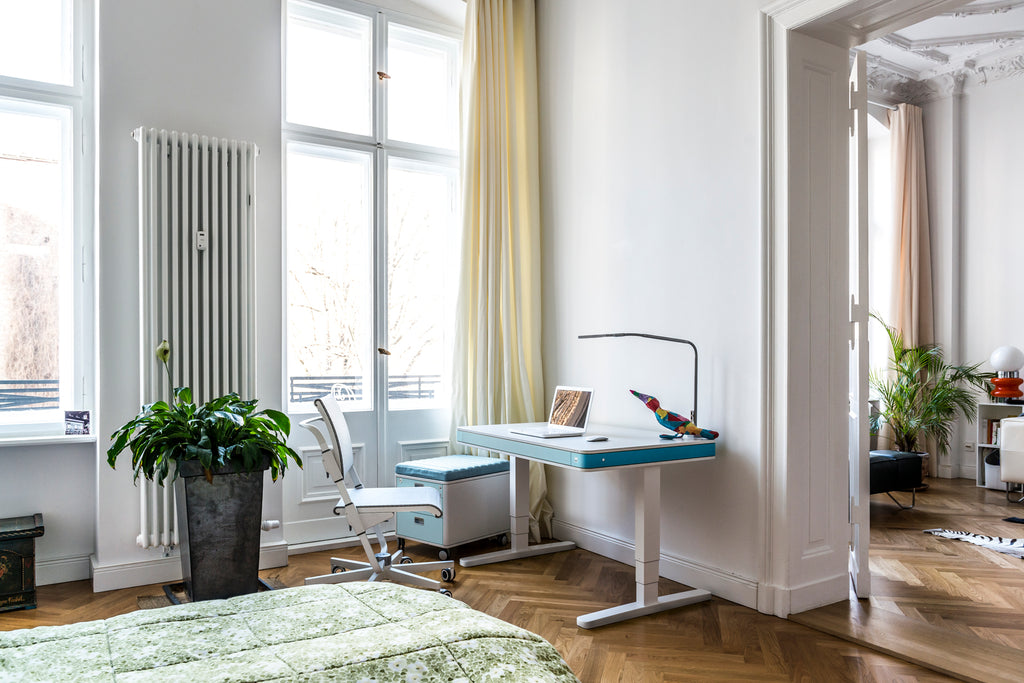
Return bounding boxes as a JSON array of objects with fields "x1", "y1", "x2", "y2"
[{"x1": 976, "y1": 402, "x2": 1024, "y2": 488}]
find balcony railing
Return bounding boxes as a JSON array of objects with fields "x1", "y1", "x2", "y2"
[
  {"x1": 0, "y1": 380, "x2": 60, "y2": 411},
  {"x1": 289, "y1": 375, "x2": 440, "y2": 404},
  {"x1": 0, "y1": 376, "x2": 441, "y2": 412}
]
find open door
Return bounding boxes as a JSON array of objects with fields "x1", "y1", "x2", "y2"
[{"x1": 848, "y1": 49, "x2": 871, "y2": 598}]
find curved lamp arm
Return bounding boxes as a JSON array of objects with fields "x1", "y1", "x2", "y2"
[{"x1": 578, "y1": 332, "x2": 699, "y2": 425}]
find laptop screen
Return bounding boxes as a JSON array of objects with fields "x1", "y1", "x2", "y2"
[{"x1": 548, "y1": 386, "x2": 593, "y2": 429}]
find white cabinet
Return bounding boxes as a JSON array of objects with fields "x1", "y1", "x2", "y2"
[{"x1": 976, "y1": 402, "x2": 1024, "y2": 488}]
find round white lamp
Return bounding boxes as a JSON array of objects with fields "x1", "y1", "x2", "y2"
[{"x1": 990, "y1": 345, "x2": 1024, "y2": 401}]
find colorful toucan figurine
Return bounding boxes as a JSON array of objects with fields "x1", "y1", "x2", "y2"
[{"x1": 630, "y1": 389, "x2": 719, "y2": 440}]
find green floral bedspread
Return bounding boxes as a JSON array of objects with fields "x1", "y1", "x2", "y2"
[{"x1": 0, "y1": 582, "x2": 579, "y2": 682}]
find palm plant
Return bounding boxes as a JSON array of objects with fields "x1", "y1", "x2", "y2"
[{"x1": 869, "y1": 315, "x2": 990, "y2": 458}]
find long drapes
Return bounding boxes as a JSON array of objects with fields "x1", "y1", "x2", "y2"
[
  {"x1": 889, "y1": 103, "x2": 934, "y2": 348},
  {"x1": 451, "y1": 0, "x2": 552, "y2": 541}
]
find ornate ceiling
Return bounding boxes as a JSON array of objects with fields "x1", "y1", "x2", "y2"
[{"x1": 859, "y1": 0, "x2": 1024, "y2": 104}]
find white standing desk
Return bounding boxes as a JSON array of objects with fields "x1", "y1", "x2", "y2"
[{"x1": 456, "y1": 422, "x2": 716, "y2": 629}]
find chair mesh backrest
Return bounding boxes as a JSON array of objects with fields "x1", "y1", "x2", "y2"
[{"x1": 314, "y1": 395, "x2": 355, "y2": 482}]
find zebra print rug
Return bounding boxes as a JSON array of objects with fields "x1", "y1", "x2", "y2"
[{"x1": 925, "y1": 528, "x2": 1024, "y2": 558}]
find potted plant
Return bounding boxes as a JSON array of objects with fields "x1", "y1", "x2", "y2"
[
  {"x1": 869, "y1": 315, "x2": 990, "y2": 481},
  {"x1": 107, "y1": 341, "x2": 301, "y2": 601}
]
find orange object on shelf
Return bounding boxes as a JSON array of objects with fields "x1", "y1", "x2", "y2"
[{"x1": 991, "y1": 376, "x2": 1024, "y2": 400}]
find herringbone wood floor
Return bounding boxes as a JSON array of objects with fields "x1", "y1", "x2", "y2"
[
  {"x1": 795, "y1": 477, "x2": 1024, "y2": 683},
  {"x1": 1, "y1": 538, "x2": 949, "y2": 681}
]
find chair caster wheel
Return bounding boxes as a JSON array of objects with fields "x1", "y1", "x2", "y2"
[
  {"x1": 438, "y1": 548, "x2": 449, "y2": 561},
  {"x1": 332, "y1": 566, "x2": 345, "y2": 574},
  {"x1": 400, "y1": 557, "x2": 413, "y2": 564},
  {"x1": 441, "y1": 567, "x2": 455, "y2": 582},
  {"x1": 439, "y1": 589, "x2": 453, "y2": 597}
]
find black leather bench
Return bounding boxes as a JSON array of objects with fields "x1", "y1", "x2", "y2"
[{"x1": 870, "y1": 450, "x2": 923, "y2": 509}]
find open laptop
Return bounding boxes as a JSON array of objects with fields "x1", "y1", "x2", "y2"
[{"x1": 510, "y1": 386, "x2": 594, "y2": 438}]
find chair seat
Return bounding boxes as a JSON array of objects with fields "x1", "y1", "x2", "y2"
[{"x1": 336, "y1": 486, "x2": 442, "y2": 517}]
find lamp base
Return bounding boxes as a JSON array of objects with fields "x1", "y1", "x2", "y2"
[{"x1": 991, "y1": 377, "x2": 1024, "y2": 401}]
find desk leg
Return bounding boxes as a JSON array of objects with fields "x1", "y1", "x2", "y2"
[
  {"x1": 576, "y1": 466, "x2": 711, "y2": 629},
  {"x1": 459, "y1": 455, "x2": 575, "y2": 567}
]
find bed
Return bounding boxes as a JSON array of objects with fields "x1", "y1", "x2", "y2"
[{"x1": 0, "y1": 582, "x2": 579, "y2": 682}]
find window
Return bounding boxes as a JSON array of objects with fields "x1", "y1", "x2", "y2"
[
  {"x1": 0, "y1": 0, "x2": 92, "y2": 435},
  {"x1": 284, "y1": 0, "x2": 460, "y2": 413}
]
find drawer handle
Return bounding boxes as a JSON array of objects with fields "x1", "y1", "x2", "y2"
[
  {"x1": 413, "y1": 517, "x2": 425, "y2": 525},
  {"x1": 414, "y1": 483, "x2": 423, "y2": 487}
]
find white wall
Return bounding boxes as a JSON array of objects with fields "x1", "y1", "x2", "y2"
[
  {"x1": 536, "y1": 0, "x2": 763, "y2": 606},
  {"x1": 0, "y1": 442, "x2": 95, "y2": 585},
  {"x1": 92, "y1": 0, "x2": 285, "y2": 590},
  {"x1": 924, "y1": 75, "x2": 1024, "y2": 479}
]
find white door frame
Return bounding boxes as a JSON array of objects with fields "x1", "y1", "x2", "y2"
[{"x1": 758, "y1": 0, "x2": 965, "y2": 617}]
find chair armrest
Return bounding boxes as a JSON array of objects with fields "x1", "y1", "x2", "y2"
[{"x1": 300, "y1": 416, "x2": 331, "y2": 454}]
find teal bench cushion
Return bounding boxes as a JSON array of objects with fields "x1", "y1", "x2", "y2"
[{"x1": 395, "y1": 455, "x2": 509, "y2": 482}]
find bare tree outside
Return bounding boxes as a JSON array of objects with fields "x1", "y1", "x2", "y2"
[
  {"x1": 0, "y1": 109, "x2": 65, "y2": 412},
  {"x1": 286, "y1": 147, "x2": 455, "y2": 409}
]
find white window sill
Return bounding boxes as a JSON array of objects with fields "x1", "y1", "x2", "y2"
[{"x1": 0, "y1": 434, "x2": 97, "y2": 448}]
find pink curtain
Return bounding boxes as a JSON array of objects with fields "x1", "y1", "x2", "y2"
[{"x1": 888, "y1": 103, "x2": 934, "y2": 348}]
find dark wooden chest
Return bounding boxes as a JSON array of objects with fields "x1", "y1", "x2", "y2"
[{"x1": 0, "y1": 513, "x2": 44, "y2": 612}]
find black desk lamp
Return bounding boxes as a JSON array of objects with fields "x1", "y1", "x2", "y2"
[{"x1": 577, "y1": 332, "x2": 699, "y2": 425}]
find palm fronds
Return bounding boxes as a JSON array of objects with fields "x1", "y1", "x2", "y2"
[{"x1": 870, "y1": 314, "x2": 991, "y2": 457}]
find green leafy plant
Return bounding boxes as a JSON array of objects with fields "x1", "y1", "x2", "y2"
[
  {"x1": 107, "y1": 341, "x2": 301, "y2": 485},
  {"x1": 869, "y1": 315, "x2": 990, "y2": 457}
]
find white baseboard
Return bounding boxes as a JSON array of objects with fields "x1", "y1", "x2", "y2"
[
  {"x1": 551, "y1": 519, "x2": 759, "y2": 609},
  {"x1": 781, "y1": 571, "x2": 849, "y2": 616},
  {"x1": 91, "y1": 540, "x2": 290, "y2": 592},
  {"x1": 36, "y1": 554, "x2": 92, "y2": 586},
  {"x1": 258, "y1": 540, "x2": 289, "y2": 570},
  {"x1": 91, "y1": 554, "x2": 182, "y2": 592}
]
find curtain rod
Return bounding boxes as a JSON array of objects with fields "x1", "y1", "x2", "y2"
[{"x1": 868, "y1": 99, "x2": 899, "y2": 111}]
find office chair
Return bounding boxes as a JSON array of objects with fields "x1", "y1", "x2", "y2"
[
  {"x1": 301, "y1": 395, "x2": 455, "y2": 593},
  {"x1": 1000, "y1": 416, "x2": 1024, "y2": 504}
]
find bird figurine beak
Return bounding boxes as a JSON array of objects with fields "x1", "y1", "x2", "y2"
[{"x1": 629, "y1": 389, "x2": 657, "y2": 408}]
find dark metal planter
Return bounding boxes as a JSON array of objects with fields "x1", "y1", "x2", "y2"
[{"x1": 174, "y1": 458, "x2": 268, "y2": 602}]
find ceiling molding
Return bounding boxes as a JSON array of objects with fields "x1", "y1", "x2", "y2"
[
  {"x1": 943, "y1": 0, "x2": 1024, "y2": 17},
  {"x1": 865, "y1": 51, "x2": 921, "y2": 79},
  {"x1": 867, "y1": 49, "x2": 1024, "y2": 105},
  {"x1": 880, "y1": 34, "x2": 950, "y2": 63},
  {"x1": 884, "y1": 29, "x2": 1024, "y2": 51}
]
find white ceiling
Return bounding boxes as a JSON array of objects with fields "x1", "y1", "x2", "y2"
[{"x1": 858, "y1": 0, "x2": 1024, "y2": 103}]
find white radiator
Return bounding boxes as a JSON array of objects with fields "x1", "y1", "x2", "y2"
[{"x1": 133, "y1": 127, "x2": 259, "y2": 549}]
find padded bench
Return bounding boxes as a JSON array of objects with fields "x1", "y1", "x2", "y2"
[{"x1": 870, "y1": 450, "x2": 924, "y2": 509}]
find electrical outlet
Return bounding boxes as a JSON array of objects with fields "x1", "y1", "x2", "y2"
[{"x1": 964, "y1": 441, "x2": 975, "y2": 452}]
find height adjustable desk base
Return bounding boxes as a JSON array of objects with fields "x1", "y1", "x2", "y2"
[{"x1": 457, "y1": 424, "x2": 716, "y2": 629}]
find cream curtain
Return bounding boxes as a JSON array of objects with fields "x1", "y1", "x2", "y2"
[
  {"x1": 451, "y1": 0, "x2": 552, "y2": 541},
  {"x1": 889, "y1": 103, "x2": 934, "y2": 348},
  {"x1": 889, "y1": 103, "x2": 936, "y2": 476}
]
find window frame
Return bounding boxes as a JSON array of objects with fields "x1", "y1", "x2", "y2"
[
  {"x1": 282, "y1": 0, "x2": 461, "y2": 416},
  {"x1": 0, "y1": 0, "x2": 94, "y2": 437}
]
